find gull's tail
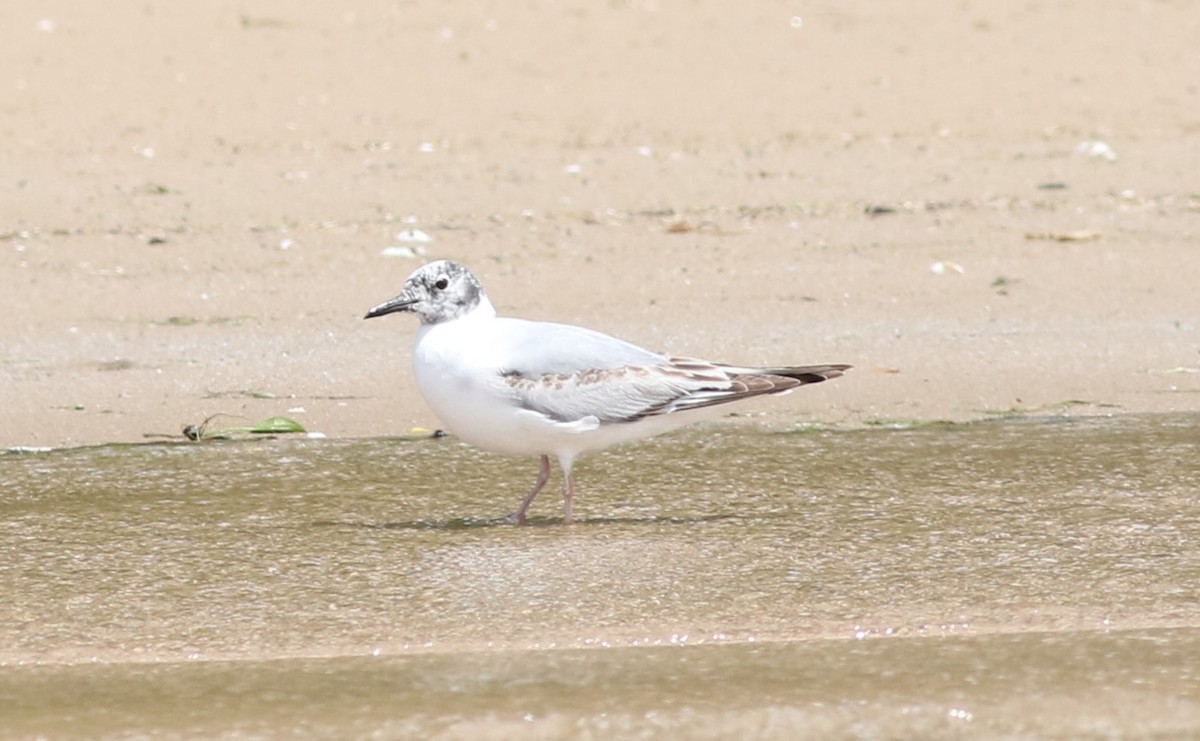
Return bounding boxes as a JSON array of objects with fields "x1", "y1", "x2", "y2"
[{"x1": 751, "y1": 364, "x2": 851, "y2": 385}]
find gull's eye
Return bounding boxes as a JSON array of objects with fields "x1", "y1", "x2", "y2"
[{"x1": 434, "y1": 276, "x2": 449, "y2": 291}]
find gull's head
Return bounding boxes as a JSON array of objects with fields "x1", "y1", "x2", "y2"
[{"x1": 364, "y1": 260, "x2": 490, "y2": 325}]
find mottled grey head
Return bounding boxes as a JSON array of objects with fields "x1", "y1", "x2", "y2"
[{"x1": 364, "y1": 260, "x2": 488, "y2": 325}]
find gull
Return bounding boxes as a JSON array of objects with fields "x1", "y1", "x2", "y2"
[{"x1": 364, "y1": 260, "x2": 849, "y2": 525}]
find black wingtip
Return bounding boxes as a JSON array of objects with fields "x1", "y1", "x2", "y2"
[{"x1": 777, "y1": 364, "x2": 851, "y2": 385}]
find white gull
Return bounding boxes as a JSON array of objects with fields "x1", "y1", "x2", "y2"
[{"x1": 365, "y1": 260, "x2": 849, "y2": 524}]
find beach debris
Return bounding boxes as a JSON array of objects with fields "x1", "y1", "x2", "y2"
[
  {"x1": 399, "y1": 426, "x2": 447, "y2": 440},
  {"x1": 245, "y1": 416, "x2": 307, "y2": 434},
  {"x1": 202, "y1": 389, "x2": 277, "y2": 399},
  {"x1": 1075, "y1": 140, "x2": 1117, "y2": 162},
  {"x1": 382, "y1": 227, "x2": 431, "y2": 257},
  {"x1": 1025, "y1": 230, "x2": 1100, "y2": 242},
  {"x1": 864, "y1": 204, "x2": 896, "y2": 216},
  {"x1": 4, "y1": 446, "x2": 54, "y2": 455},
  {"x1": 381, "y1": 246, "x2": 423, "y2": 258},
  {"x1": 395, "y1": 228, "x2": 433, "y2": 244},
  {"x1": 240, "y1": 15, "x2": 287, "y2": 30},
  {"x1": 180, "y1": 414, "x2": 307, "y2": 442},
  {"x1": 381, "y1": 227, "x2": 434, "y2": 256},
  {"x1": 930, "y1": 261, "x2": 964, "y2": 275},
  {"x1": 664, "y1": 220, "x2": 732, "y2": 235},
  {"x1": 991, "y1": 275, "x2": 1020, "y2": 295}
]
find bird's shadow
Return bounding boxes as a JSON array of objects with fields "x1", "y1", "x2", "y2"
[{"x1": 313, "y1": 512, "x2": 741, "y2": 531}]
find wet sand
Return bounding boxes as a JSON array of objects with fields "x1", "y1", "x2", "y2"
[
  {"x1": 6, "y1": 629, "x2": 1200, "y2": 738},
  {"x1": 2, "y1": 1, "x2": 1199, "y2": 449},
  {"x1": 4, "y1": 415, "x2": 1200, "y2": 736}
]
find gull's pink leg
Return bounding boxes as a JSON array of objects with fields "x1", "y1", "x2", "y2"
[{"x1": 512, "y1": 455, "x2": 551, "y2": 525}]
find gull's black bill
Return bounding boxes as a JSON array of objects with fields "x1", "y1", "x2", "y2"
[{"x1": 363, "y1": 296, "x2": 416, "y2": 320}]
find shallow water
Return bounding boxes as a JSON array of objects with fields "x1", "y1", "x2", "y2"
[{"x1": 3, "y1": 413, "x2": 1199, "y2": 737}]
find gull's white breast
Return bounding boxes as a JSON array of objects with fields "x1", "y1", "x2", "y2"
[{"x1": 409, "y1": 310, "x2": 698, "y2": 459}]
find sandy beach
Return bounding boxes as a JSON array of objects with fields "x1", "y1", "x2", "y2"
[
  {"x1": 5, "y1": 5, "x2": 1200, "y2": 736},
  {"x1": 3, "y1": 1, "x2": 1198, "y2": 449}
]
